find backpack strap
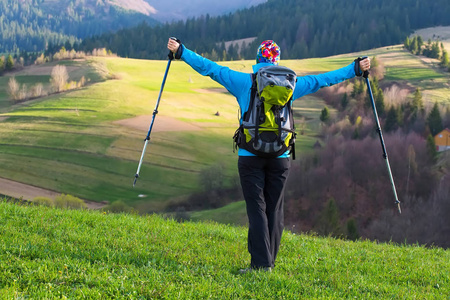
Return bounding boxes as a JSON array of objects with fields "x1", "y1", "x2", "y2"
[
  {"x1": 245, "y1": 73, "x2": 257, "y2": 122},
  {"x1": 249, "y1": 73, "x2": 260, "y2": 148},
  {"x1": 234, "y1": 73, "x2": 257, "y2": 151}
]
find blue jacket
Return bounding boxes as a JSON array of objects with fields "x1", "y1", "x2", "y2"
[{"x1": 180, "y1": 45, "x2": 358, "y2": 157}]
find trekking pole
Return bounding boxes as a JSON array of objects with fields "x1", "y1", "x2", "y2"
[
  {"x1": 133, "y1": 38, "x2": 180, "y2": 187},
  {"x1": 361, "y1": 57, "x2": 402, "y2": 214}
]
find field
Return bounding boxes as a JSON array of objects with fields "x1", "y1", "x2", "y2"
[
  {"x1": 1, "y1": 200, "x2": 449, "y2": 298},
  {"x1": 1, "y1": 43, "x2": 450, "y2": 215}
]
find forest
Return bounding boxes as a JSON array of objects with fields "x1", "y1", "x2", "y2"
[
  {"x1": 79, "y1": 0, "x2": 450, "y2": 60},
  {"x1": 0, "y1": 0, "x2": 157, "y2": 54},
  {"x1": 3, "y1": 0, "x2": 450, "y2": 61}
]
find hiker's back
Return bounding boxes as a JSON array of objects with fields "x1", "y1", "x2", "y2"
[{"x1": 234, "y1": 65, "x2": 297, "y2": 158}]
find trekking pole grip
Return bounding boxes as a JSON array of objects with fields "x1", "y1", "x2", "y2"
[
  {"x1": 361, "y1": 56, "x2": 369, "y2": 78},
  {"x1": 168, "y1": 37, "x2": 182, "y2": 60}
]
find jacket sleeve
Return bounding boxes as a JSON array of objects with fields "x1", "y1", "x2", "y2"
[
  {"x1": 180, "y1": 46, "x2": 249, "y2": 98},
  {"x1": 293, "y1": 62, "x2": 357, "y2": 100}
]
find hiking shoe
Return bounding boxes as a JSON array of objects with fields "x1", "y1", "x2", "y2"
[{"x1": 238, "y1": 268, "x2": 252, "y2": 274}]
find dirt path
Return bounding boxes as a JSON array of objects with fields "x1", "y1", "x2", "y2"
[{"x1": 0, "y1": 177, "x2": 106, "y2": 209}]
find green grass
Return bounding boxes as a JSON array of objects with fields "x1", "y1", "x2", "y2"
[
  {"x1": 1, "y1": 200, "x2": 449, "y2": 299},
  {"x1": 384, "y1": 67, "x2": 443, "y2": 81}
]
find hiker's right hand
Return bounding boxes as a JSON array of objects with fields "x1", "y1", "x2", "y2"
[
  {"x1": 359, "y1": 57, "x2": 370, "y2": 72},
  {"x1": 168, "y1": 38, "x2": 180, "y2": 55}
]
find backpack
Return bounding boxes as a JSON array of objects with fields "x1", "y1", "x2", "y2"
[{"x1": 233, "y1": 65, "x2": 297, "y2": 158}]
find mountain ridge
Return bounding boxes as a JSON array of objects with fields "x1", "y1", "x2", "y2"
[
  {"x1": 143, "y1": 0, "x2": 267, "y2": 21},
  {"x1": 109, "y1": 0, "x2": 157, "y2": 15}
]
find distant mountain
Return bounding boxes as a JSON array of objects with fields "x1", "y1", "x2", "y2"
[
  {"x1": 109, "y1": 0, "x2": 157, "y2": 16},
  {"x1": 144, "y1": 0, "x2": 268, "y2": 21},
  {"x1": 0, "y1": 0, "x2": 158, "y2": 53}
]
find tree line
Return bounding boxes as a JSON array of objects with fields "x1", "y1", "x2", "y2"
[
  {"x1": 405, "y1": 35, "x2": 450, "y2": 71},
  {"x1": 4, "y1": 46, "x2": 114, "y2": 102},
  {"x1": 79, "y1": 0, "x2": 450, "y2": 61}
]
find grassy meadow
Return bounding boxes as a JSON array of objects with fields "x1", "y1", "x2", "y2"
[
  {"x1": 1, "y1": 200, "x2": 449, "y2": 299},
  {"x1": 0, "y1": 55, "x2": 340, "y2": 211},
  {"x1": 1, "y1": 44, "x2": 450, "y2": 214}
]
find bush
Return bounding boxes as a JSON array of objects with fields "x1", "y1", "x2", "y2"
[
  {"x1": 54, "y1": 194, "x2": 86, "y2": 209},
  {"x1": 50, "y1": 65, "x2": 69, "y2": 92},
  {"x1": 7, "y1": 77, "x2": 20, "y2": 101},
  {"x1": 33, "y1": 196, "x2": 54, "y2": 207},
  {"x1": 346, "y1": 218, "x2": 360, "y2": 241},
  {"x1": 103, "y1": 200, "x2": 133, "y2": 213}
]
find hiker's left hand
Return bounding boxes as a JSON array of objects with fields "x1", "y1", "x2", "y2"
[
  {"x1": 359, "y1": 57, "x2": 371, "y2": 72},
  {"x1": 168, "y1": 38, "x2": 180, "y2": 54}
]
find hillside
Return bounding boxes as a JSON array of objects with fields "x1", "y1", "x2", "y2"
[
  {"x1": 0, "y1": 0, "x2": 158, "y2": 53},
  {"x1": 1, "y1": 38, "x2": 450, "y2": 247},
  {"x1": 1, "y1": 200, "x2": 449, "y2": 298},
  {"x1": 80, "y1": 0, "x2": 450, "y2": 60}
]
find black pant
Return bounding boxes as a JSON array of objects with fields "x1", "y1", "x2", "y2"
[{"x1": 238, "y1": 156, "x2": 291, "y2": 269}]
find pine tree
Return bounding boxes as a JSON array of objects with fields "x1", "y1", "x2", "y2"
[
  {"x1": 430, "y1": 41, "x2": 441, "y2": 59},
  {"x1": 346, "y1": 218, "x2": 359, "y2": 241},
  {"x1": 417, "y1": 36, "x2": 424, "y2": 53},
  {"x1": 404, "y1": 36, "x2": 411, "y2": 50},
  {"x1": 411, "y1": 88, "x2": 424, "y2": 119},
  {"x1": 411, "y1": 37, "x2": 419, "y2": 54},
  {"x1": 376, "y1": 91, "x2": 385, "y2": 116},
  {"x1": 385, "y1": 106, "x2": 398, "y2": 132},
  {"x1": 370, "y1": 78, "x2": 385, "y2": 116},
  {"x1": 6, "y1": 54, "x2": 14, "y2": 71},
  {"x1": 0, "y1": 56, "x2": 4, "y2": 74},
  {"x1": 317, "y1": 198, "x2": 341, "y2": 237},
  {"x1": 426, "y1": 134, "x2": 438, "y2": 162},
  {"x1": 440, "y1": 50, "x2": 449, "y2": 67},
  {"x1": 351, "y1": 79, "x2": 364, "y2": 98},
  {"x1": 320, "y1": 106, "x2": 330, "y2": 123},
  {"x1": 427, "y1": 102, "x2": 443, "y2": 136}
]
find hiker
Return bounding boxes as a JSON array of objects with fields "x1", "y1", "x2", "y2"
[{"x1": 168, "y1": 38, "x2": 370, "y2": 273}]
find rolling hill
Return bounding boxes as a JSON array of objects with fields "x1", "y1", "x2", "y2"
[{"x1": 1, "y1": 39, "x2": 449, "y2": 213}]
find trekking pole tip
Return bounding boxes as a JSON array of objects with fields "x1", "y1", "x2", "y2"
[{"x1": 397, "y1": 202, "x2": 402, "y2": 214}]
